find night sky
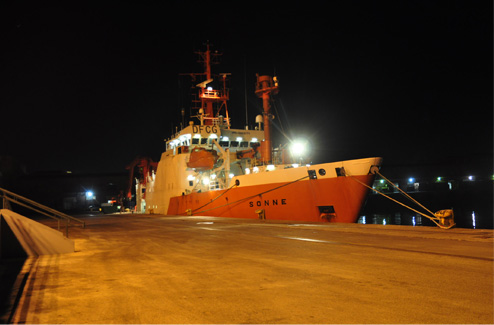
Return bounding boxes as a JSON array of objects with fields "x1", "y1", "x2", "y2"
[{"x1": 1, "y1": 1, "x2": 492, "y2": 175}]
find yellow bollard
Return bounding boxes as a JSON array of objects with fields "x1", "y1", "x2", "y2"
[{"x1": 435, "y1": 209, "x2": 455, "y2": 228}]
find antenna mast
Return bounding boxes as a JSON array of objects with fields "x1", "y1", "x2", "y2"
[{"x1": 244, "y1": 56, "x2": 248, "y2": 129}]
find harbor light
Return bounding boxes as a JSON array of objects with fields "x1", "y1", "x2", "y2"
[{"x1": 408, "y1": 177, "x2": 415, "y2": 184}]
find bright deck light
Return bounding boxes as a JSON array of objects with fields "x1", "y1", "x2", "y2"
[
  {"x1": 290, "y1": 139, "x2": 309, "y2": 158},
  {"x1": 290, "y1": 140, "x2": 307, "y2": 156}
]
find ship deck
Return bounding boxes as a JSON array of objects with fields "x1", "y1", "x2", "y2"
[{"x1": 8, "y1": 214, "x2": 494, "y2": 324}]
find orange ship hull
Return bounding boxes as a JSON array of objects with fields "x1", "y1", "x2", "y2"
[{"x1": 167, "y1": 174, "x2": 374, "y2": 223}]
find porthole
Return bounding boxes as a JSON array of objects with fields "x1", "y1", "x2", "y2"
[{"x1": 318, "y1": 168, "x2": 326, "y2": 176}]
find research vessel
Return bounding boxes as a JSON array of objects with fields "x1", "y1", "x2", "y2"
[{"x1": 138, "y1": 45, "x2": 383, "y2": 223}]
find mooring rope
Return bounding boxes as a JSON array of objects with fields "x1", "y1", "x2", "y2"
[
  {"x1": 183, "y1": 174, "x2": 309, "y2": 216},
  {"x1": 188, "y1": 182, "x2": 238, "y2": 214},
  {"x1": 375, "y1": 171, "x2": 436, "y2": 217},
  {"x1": 346, "y1": 171, "x2": 454, "y2": 229}
]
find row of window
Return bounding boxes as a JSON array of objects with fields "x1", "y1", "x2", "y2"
[
  {"x1": 190, "y1": 137, "x2": 260, "y2": 148},
  {"x1": 219, "y1": 140, "x2": 259, "y2": 148}
]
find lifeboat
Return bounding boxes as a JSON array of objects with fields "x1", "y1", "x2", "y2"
[{"x1": 187, "y1": 147, "x2": 218, "y2": 171}]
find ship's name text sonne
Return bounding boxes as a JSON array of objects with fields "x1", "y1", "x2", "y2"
[{"x1": 249, "y1": 199, "x2": 287, "y2": 207}]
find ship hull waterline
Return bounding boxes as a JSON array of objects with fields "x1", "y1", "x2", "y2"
[{"x1": 166, "y1": 174, "x2": 375, "y2": 223}]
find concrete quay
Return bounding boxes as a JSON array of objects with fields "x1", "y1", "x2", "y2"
[{"x1": 10, "y1": 214, "x2": 494, "y2": 324}]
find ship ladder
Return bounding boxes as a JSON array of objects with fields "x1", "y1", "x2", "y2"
[{"x1": 346, "y1": 170, "x2": 455, "y2": 229}]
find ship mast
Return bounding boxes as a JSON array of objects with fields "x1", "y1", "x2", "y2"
[
  {"x1": 193, "y1": 43, "x2": 230, "y2": 127},
  {"x1": 255, "y1": 74, "x2": 279, "y2": 164}
]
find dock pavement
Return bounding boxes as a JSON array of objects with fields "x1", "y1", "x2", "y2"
[{"x1": 9, "y1": 214, "x2": 494, "y2": 324}]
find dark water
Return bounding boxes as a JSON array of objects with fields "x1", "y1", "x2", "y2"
[
  {"x1": 0, "y1": 258, "x2": 26, "y2": 323},
  {"x1": 360, "y1": 177, "x2": 493, "y2": 229}
]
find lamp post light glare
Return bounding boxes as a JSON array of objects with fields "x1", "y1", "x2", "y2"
[{"x1": 86, "y1": 191, "x2": 94, "y2": 200}]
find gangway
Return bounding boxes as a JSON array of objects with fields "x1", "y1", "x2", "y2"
[{"x1": 0, "y1": 187, "x2": 85, "y2": 237}]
